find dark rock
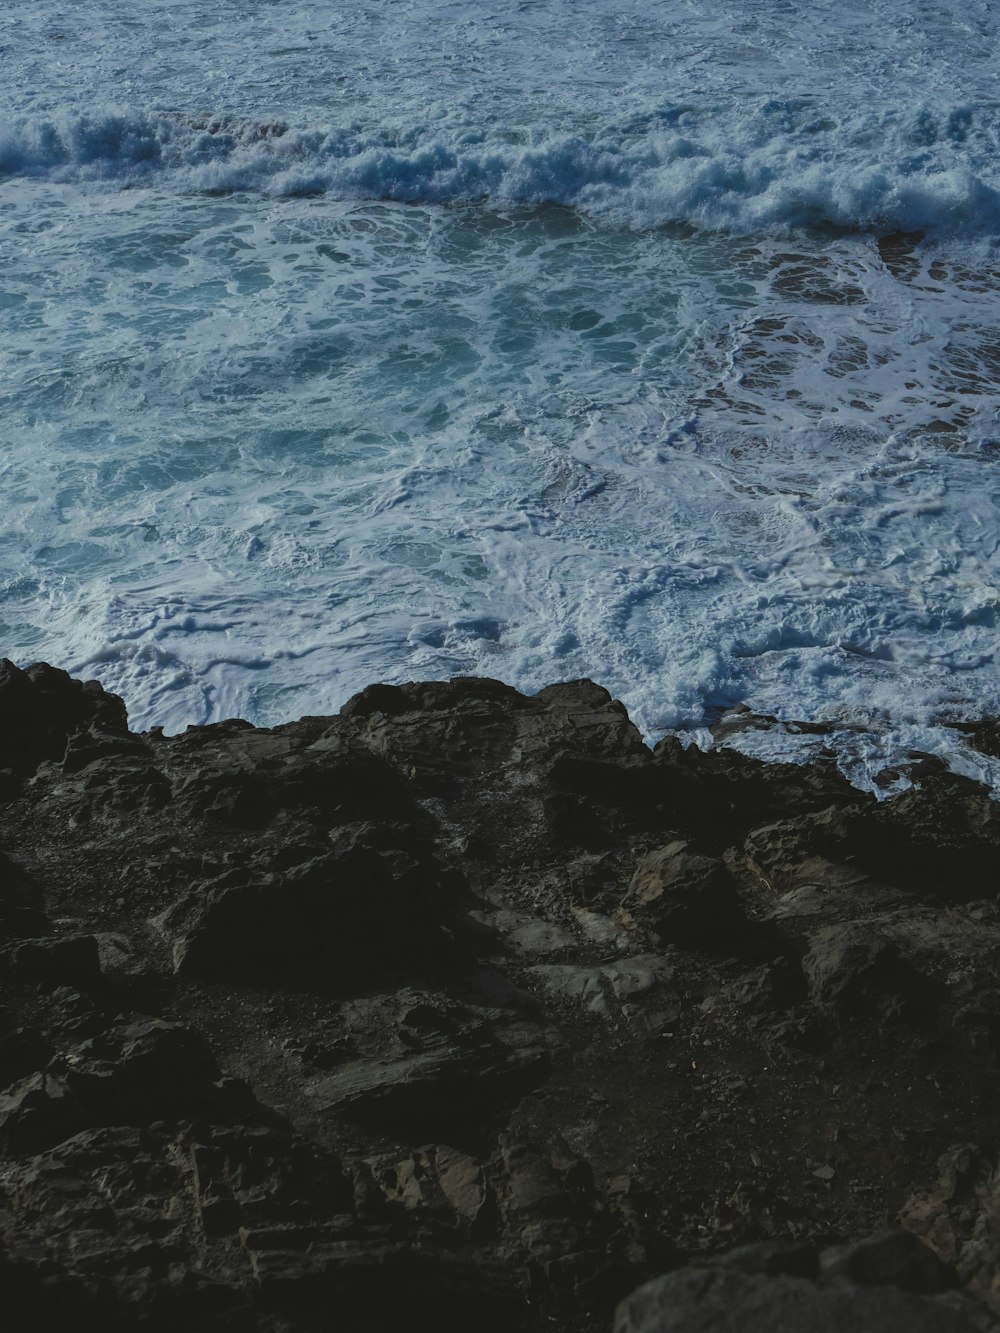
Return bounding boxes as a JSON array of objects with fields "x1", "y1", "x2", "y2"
[
  {"x1": 743, "y1": 806, "x2": 874, "y2": 892},
  {"x1": 802, "y1": 923, "x2": 939, "y2": 1018},
  {"x1": 862, "y1": 781, "x2": 1000, "y2": 901},
  {"x1": 723, "y1": 958, "x2": 805, "y2": 1012},
  {"x1": 157, "y1": 835, "x2": 458, "y2": 987},
  {"x1": 743, "y1": 784, "x2": 1000, "y2": 905},
  {"x1": 821, "y1": 1229, "x2": 956, "y2": 1294},
  {"x1": 0, "y1": 1072, "x2": 83, "y2": 1153},
  {"x1": 0, "y1": 1025, "x2": 52, "y2": 1086},
  {"x1": 339, "y1": 682, "x2": 415, "y2": 718},
  {"x1": 171, "y1": 767, "x2": 275, "y2": 825},
  {"x1": 1, "y1": 664, "x2": 1000, "y2": 1331},
  {"x1": 0, "y1": 852, "x2": 48, "y2": 938},
  {"x1": 307, "y1": 981, "x2": 553, "y2": 1147},
  {"x1": 15, "y1": 934, "x2": 103, "y2": 988},
  {"x1": 0, "y1": 659, "x2": 127, "y2": 776},
  {"x1": 622, "y1": 841, "x2": 750, "y2": 952},
  {"x1": 651, "y1": 734, "x2": 860, "y2": 843},
  {"x1": 61, "y1": 724, "x2": 153, "y2": 775},
  {"x1": 63, "y1": 1019, "x2": 270, "y2": 1128},
  {"x1": 716, "y1": 1238, "x2": 820, "y2": 1278},
  {"x1": 901, "y1": 1145, "x2": 1000, "y2": 1314},
  {"x1": 615, "y1": 1261, "x2": 992, "y2": 1332}
]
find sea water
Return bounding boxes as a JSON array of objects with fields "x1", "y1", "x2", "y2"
[{"x1": 3, "y1": 0, "x2": 1000, "y2": 791}]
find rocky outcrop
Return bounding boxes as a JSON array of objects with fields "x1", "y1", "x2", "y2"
[
  {"x1": 0, "y1": 663, "x2": 1000, "y2": 1330},
  {"x1": 0, "y1": 658, "x2": 129, "y2": 778},
  {"x1": 615, "y1": 1232, "x2": 993, "y2": 1332}
]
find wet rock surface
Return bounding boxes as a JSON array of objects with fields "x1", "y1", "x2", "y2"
[{"x1": 0, "y1": 661, "x2": 999, "y2": 1329}]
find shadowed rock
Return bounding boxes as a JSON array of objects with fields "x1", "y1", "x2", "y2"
[
  {"x1": 617, "y1": 1233, "x2": 984, "y2": 1333},
  {"x1": 0, "y1": 666, "x2": 997, "y2": 1332}
]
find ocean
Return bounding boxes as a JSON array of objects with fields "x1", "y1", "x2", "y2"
[{"x1": 3, "y1": 0, "x2": 1000, "y2": 791}]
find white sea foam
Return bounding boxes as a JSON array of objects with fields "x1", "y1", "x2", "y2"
[
  {"x1": 4, "y1": 0, "x2": 1000, "y2": 792},
  {"x1": 3, "y1": 101, "x2": 1000, "y2": 236}
]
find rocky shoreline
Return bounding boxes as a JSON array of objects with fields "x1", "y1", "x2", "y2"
[{"x1": 2, "y1": 660, "x2": 1000, "y2": 1330}]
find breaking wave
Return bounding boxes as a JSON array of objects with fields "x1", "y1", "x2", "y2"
[{"x1": 4, "y1": 99, "x2": 1000, "y2": 236}]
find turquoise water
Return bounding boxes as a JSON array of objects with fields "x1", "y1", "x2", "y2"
[{"x1": 4, "y1": 1, "x2": 1000, "y2": 790}]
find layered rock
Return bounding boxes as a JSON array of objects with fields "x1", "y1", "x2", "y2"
[{"x1": 1, "y1": 660, "x2": 999, "y2": 1330}]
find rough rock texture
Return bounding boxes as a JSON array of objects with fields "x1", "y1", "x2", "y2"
[
  {"x1": 615, "y1": 1232, "x2": 993, "y2": 1332},
  {"x1": 0, "y1": 658, "x2": 1000, "y2": 1330}
]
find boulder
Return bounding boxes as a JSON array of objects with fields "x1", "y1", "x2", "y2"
[
  {"x1": 802, "y1": 923, "x2": 938, "y2": 1018},
  {"x1": 0, "y1": 659, "x2": 127, "y2": 776},
  {"x1": 622, "y1": 841, "x2": 750, "y2": 951},
  {"x1": 616, "y1": 1248, "x2": 990, "y2": 1333}
]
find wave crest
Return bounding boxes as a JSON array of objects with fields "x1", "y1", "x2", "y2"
[{"x1": 3, "y1": 99, "x2": 1000, "y2": 235}]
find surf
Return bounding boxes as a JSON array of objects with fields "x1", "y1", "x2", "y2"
[{"x1": 3, "y1": 99, "x2": 1000, "y2": 238}]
